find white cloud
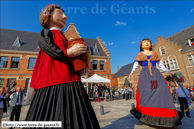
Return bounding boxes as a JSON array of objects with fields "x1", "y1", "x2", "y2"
[
  {"x1": 108, "y1": 42, "x2": 113, "y2": 45},
  {"x1": 115, "y1": 21, "x2": 127, "y2": 26},
  {"x1": 103, "y1": 41, "x2": 113, "y2": 46},
  {"x1": 102, "y1": 41, "x2": 107, "y2": 46},
  {"x1": 131, "y1": 37, "x2": 140, "y2": 44},
  {"x1": 190, "y1": 8, "x2": 194, "y2": 12}
]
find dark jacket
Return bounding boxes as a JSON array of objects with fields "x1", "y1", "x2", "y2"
[{"x1": 0, "y1": 93, "x2": 10, "y2": 113}]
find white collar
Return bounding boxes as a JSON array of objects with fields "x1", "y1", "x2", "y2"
[
  {"x1": 49, "y1": 27, "x2": 61, "y2": 31},
  {"x1": 142, "y1": 51, "x2": 152, "y2": 56}
]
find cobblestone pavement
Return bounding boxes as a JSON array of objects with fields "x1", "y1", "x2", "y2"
[{"x1": 1, "y1": 99, "x2": 194, "y2": 129}]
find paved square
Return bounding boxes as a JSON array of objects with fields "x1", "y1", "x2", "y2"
[{"x1": 1, "y1": 99, "x2": 194, "y2": 129}]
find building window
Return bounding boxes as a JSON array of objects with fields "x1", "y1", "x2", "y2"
[
  {"x1": 28, "y1": 58, "x2": 36, "y2": 69},
  {"x1": 169, "y1": 56, "x2": 178, "y2": 69},
  {"x1": 162, "y1": 59, "x2": 170, "y2": 69},
  {"x1": 159, "y1": 46, "x2": 166, "y2": 55},
  {"x1": 100, "y1": 61, "x2": 104, "y2": 70},
  {"x1": 10, "y1": 57, "x2": 20, "y2": 68},
  {"x1": 188, "y1": 38, "x2": 194, "y2": 46},
  {"x1": 0, "y1": 56, "x2": 8, "y2": 68},
  {"x1": 188, "y1": 54, "x2": 194, "y2": 66},
  {"x1": 0, "y1": 79, "x2": 4, "y2": 88},
  {"x1": 92, "y1": 60, "x2": 98, "y2": 70}
]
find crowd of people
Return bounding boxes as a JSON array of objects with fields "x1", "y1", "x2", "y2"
[
  {"x1": 0, "y1": 80, "x2": 25, "y2": 127},
  {"x1": 84, "y1": 83, "x2": 136, "y2": 101},
  {"x1": 169, "y1": 82, "x2": 194, "y2": 103}
]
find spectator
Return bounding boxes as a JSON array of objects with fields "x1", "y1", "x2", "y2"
[
  {"x1": 99, "y1": 85, "x2": 103, "y2": 97},
  {"x1": 94, "y1": 92, "x2": 99, "y2": 102},
  {"x1": 176, "y1": 84, "x2": 191, "y2": 118},
  {"x1": 114, "y1": 90, "x2": 120, "y2": 99},
  {"x1": 10, "y1": 80, "x2": 17, "y2": 89},
  {"x1": 9, "y1": 87, "x2": 25, "y2": 122},
  {"x1": 103, "y1": 85, "x2": 107, "y2": 96},
  {"x1": 0, "y1": 87, "x2": 10, "y2": 124},
  {"x1": 105, "y1": 91, "x2": 110, "y2": 101},
  {"x1": 12, "y1": 63, "x2": 17, "y2": 68}
]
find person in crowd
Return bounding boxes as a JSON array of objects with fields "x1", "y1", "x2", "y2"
[
  {"x1": 107, "y1": 86, "x2": 110, "y2": 93},
  {"x1": 99, "y1": 85, "x2": 103, "y2": 97},
  {"x1": 10, "y1": 80, "x2": 16, "y2": 89},
  {"x1": 94, "y1": 92, "x2": 99, "y2": 102},
  {"x1": 122, "y1": 86, "x2": 126, "y2": 99},
  {"x1": 89, "y1": 84, "x2": 93, "y2": 98},
  {"x1": 105, "y1": 90, "x2": 110, "y2": 101},
  {"x1": 176, "y1": 84, "x2": 191, "y2": 118},
  {"x1": 9, "y1": 87, "x2": 25, "y2": 122},
  {"x1": 0, "y1": 87, "x2": 10, "y2": 124},
  {"x1": 125, "y1": 86, "x2": 129, "y2": 100},
  {"x1": 103, "y1": 85, "x2": 107, "y2": 97},
  {"x1": 114, "y1": 90, "x2": 120, "y2": 99}
]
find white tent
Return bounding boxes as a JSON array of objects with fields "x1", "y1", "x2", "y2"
[
  {"x1": 87, "y1": 74, "x2": 112, "y2": 100},
  {"x1": 87, "y1": 74, "x2": 110, "y2": 83}
]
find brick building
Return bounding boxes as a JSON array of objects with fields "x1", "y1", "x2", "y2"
[
  {"x1": 153, "y1": 25, "x2": 194, "y2": 86},
  {"x1": 0, "y1": 23, "x2": 112, "y2": 90},
  {"x1": 113, "y1": 25, "x2": 194, "y2": 88}
]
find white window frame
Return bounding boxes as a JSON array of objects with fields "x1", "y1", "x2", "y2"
[
  {"x1": 168, "y1": 55, "x2": 179, "y2": 70},
  {"x1": 188, "y1": 38, "x2": 194, "y2": 46},
  {"x1": 159, "y1": 46, "x2": 166, "y2": 56},
  {"x1": 161, "y1": 57, "x2": 170, "y2": 69},
  {"x1": 188, "y1": 54, "x2": 194, "y2": 66}
]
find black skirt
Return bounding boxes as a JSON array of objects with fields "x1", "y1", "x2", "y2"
[{"x1": 25, "y1": 81, "x2": 100, "y2": 129}]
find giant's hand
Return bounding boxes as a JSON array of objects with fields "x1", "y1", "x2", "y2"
[
  {"x1": 80, "y1": 68, "x2": 90, "y2": 76},
  {"x1": 67, "y1": 43, "x2": 87, "y2": 57}
]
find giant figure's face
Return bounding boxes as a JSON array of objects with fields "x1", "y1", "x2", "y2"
[
  {"x1": 142, "y1": 40, "x2": 151, "y2": 50},
  {"x1": 50, "y1": 8, "x2": 67, "y2": 30}
]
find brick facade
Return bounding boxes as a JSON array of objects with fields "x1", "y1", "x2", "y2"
[{"x1": 154, "y1": 36, "x2": 194, "y2": 86}]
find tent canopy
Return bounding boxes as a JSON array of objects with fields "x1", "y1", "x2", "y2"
[{"x1": 87, "y1": 74, "x2": 110, "y2": 83}]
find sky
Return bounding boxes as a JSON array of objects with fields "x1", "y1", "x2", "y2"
[{"x1": 1, "y1": 0, "x2": 193, "y2": 73}]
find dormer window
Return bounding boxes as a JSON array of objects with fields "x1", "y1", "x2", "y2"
[
  {"x1": 94, "y1": 44, "x2": 98, "y2": 52},
  {"x1": 188, "y1": 38, "x2": 194, "y2": 46},
  {"x1": 13, "y1": 36, "x2": 22, "y2": 47},
  {"x1": 159, "y1": 46, "x2": 166, "y2": 55}
]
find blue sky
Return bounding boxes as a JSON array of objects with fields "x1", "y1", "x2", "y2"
[{"x1": 1, "y1": 1, "x2": 193, "y2": 73}]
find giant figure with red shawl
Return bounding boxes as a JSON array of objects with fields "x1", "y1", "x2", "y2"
[
  {"x1": 25, "y1": 4, "x2": 100, "y2": 129},
  {"x1": 129, "y1": 38, "x2": 183, "y2": 127}
]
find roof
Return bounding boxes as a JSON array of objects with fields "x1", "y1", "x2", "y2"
[
  {"x1": 166, "y1": 25, "x2": 194, "y2": 53},
  {"x1": 0, "y1": 28, "x2": 107, "y2": 56},
  {"x1": 112, "y1": 62, "x2": 134, "y2": 78},
  {"x1": 0, "y1": 29, "x2": 40, "y2": 52},
  {"x1": 82, "y1": 38, "x2": 107, "y2": 56}
]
